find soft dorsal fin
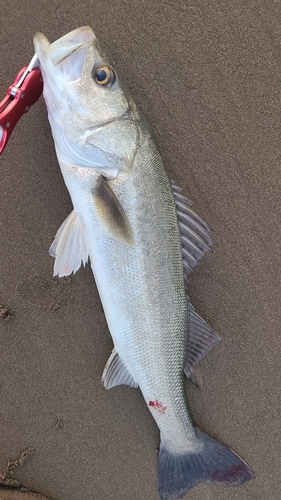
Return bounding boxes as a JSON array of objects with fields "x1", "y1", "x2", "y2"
[
  {"x1": 185, "y1": 303, "x2": 220, "y2": 378},
  {"x1": 102, "y1": 348, "x2": 138, "y2": 389},
  {"x1": 49, "y1": 210, "x2": 90, "y2": 277},
  {"x1": 171, "y1": 181, "x2": 216, "y2": 283},
  {"x1": 92, "y1": 176, "x2": 134, "y2": 245}
]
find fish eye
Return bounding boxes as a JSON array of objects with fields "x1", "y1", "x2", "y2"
[{"x1": 93, "y1": 65, "x2": 115, "y2": 87}]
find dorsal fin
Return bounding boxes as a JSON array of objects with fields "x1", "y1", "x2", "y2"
[
  {"x1": 185, "y1": 303, "x2": 220, "y2": 378},
  {"x1": 171, "y1": 181, "x2": 216, "y2": 283}
]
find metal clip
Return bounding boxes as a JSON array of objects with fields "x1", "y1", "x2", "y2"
[{"x1": 0, "y1": 55, "x2": 43, "y2": 154}]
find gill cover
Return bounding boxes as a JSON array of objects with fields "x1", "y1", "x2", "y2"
[{"x1": 34, "y1": 27, "x2": 139, "y2": 172}]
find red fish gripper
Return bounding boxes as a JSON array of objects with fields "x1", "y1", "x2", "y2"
[{"x1": 0, "y1": 55, "x2": 43, "y2": 154}]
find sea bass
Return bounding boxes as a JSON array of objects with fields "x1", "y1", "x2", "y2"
[{"x1": 33, "y1": 27, "x2": 254, "y2": 499}]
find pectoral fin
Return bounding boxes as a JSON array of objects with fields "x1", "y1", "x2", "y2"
[
  {"x1": 92, "y1": 177, "x2": 134, "y2": 245},
  {"x1": 49, "y1": 210, "x2": 90, "y2": 277}
]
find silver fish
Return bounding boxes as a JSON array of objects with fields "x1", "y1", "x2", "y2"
[{"x1": 33, "y1": 27, "x2": 254, "y2": 499}]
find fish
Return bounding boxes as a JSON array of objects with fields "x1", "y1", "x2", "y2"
[{"x1": 33, "y1": 26, "x2": 254, "y2": 500}]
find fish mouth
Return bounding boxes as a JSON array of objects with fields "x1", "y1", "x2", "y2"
[{"x1": 34, "y1": 26, "x2": 96, "y2": 80}]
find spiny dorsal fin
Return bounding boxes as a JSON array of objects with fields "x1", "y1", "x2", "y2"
[
  {"x1": 102, "y1": 348, "x2": 138, "y2": 389},
  {"x1": 171, "y1": 181, "x2": 216, "y2": 283},
  {"x1": 49, "y1": 210, "x2": 90, "y2": 277},
  {"x1": 184, "y1": 303, "x2": 220, "y2": 378},
  {"x1": 92, "y1": 176, "x2": 134, "y2": 245}
]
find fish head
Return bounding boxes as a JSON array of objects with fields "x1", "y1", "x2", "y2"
[{"x1": 34, "y1": 27, "x2": 139, "y2": 172}]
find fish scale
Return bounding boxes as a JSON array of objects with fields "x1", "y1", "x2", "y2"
[
  {"x1": 33, "y1": 26, "x2": 254, "y2": 500},
  {"x1": 63, "y1": 126, "x2": 193, "y2": 447}
]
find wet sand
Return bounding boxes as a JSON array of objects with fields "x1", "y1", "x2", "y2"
[{"x1": 0, "y1": 1, "x2": 280, "y2": 499}]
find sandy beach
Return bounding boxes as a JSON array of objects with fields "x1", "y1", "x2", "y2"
[{"x1": 0, "y1": 1, "x2": 280, "y2": 499}]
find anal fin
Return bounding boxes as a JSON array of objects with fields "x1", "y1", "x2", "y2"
[
  {"x1": 185, "y1": 304, "x2": 220, "y2": 378},
  {"x1": 102, "y1": 348, "x2": 138, "y2": 389}
]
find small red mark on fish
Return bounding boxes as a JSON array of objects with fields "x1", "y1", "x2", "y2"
[
  {"x1": 148, "y1": 400, "x2": 166, "y2": 413},
  {"x1": 211, "y1": 464, "x2": 254, "y2": 482}
]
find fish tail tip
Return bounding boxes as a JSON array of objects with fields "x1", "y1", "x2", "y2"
[{"x1": 158, "y1": 428, "x2": 254, "y2": 499}]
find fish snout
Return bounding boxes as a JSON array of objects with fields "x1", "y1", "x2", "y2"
[
  {"x1": 34, "y1": 26, "x2": 96, "y2": 67},
  {"x1": 49, "y1": 26, "x2": 96, "y2": 65},
  {"x1": 34, "y1": 27, "x2": 97, "y2": 88}
]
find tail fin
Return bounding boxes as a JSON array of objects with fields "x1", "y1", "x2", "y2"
[{"x1": 158, "y1": 428, "x2": 254, "y2": 500}]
